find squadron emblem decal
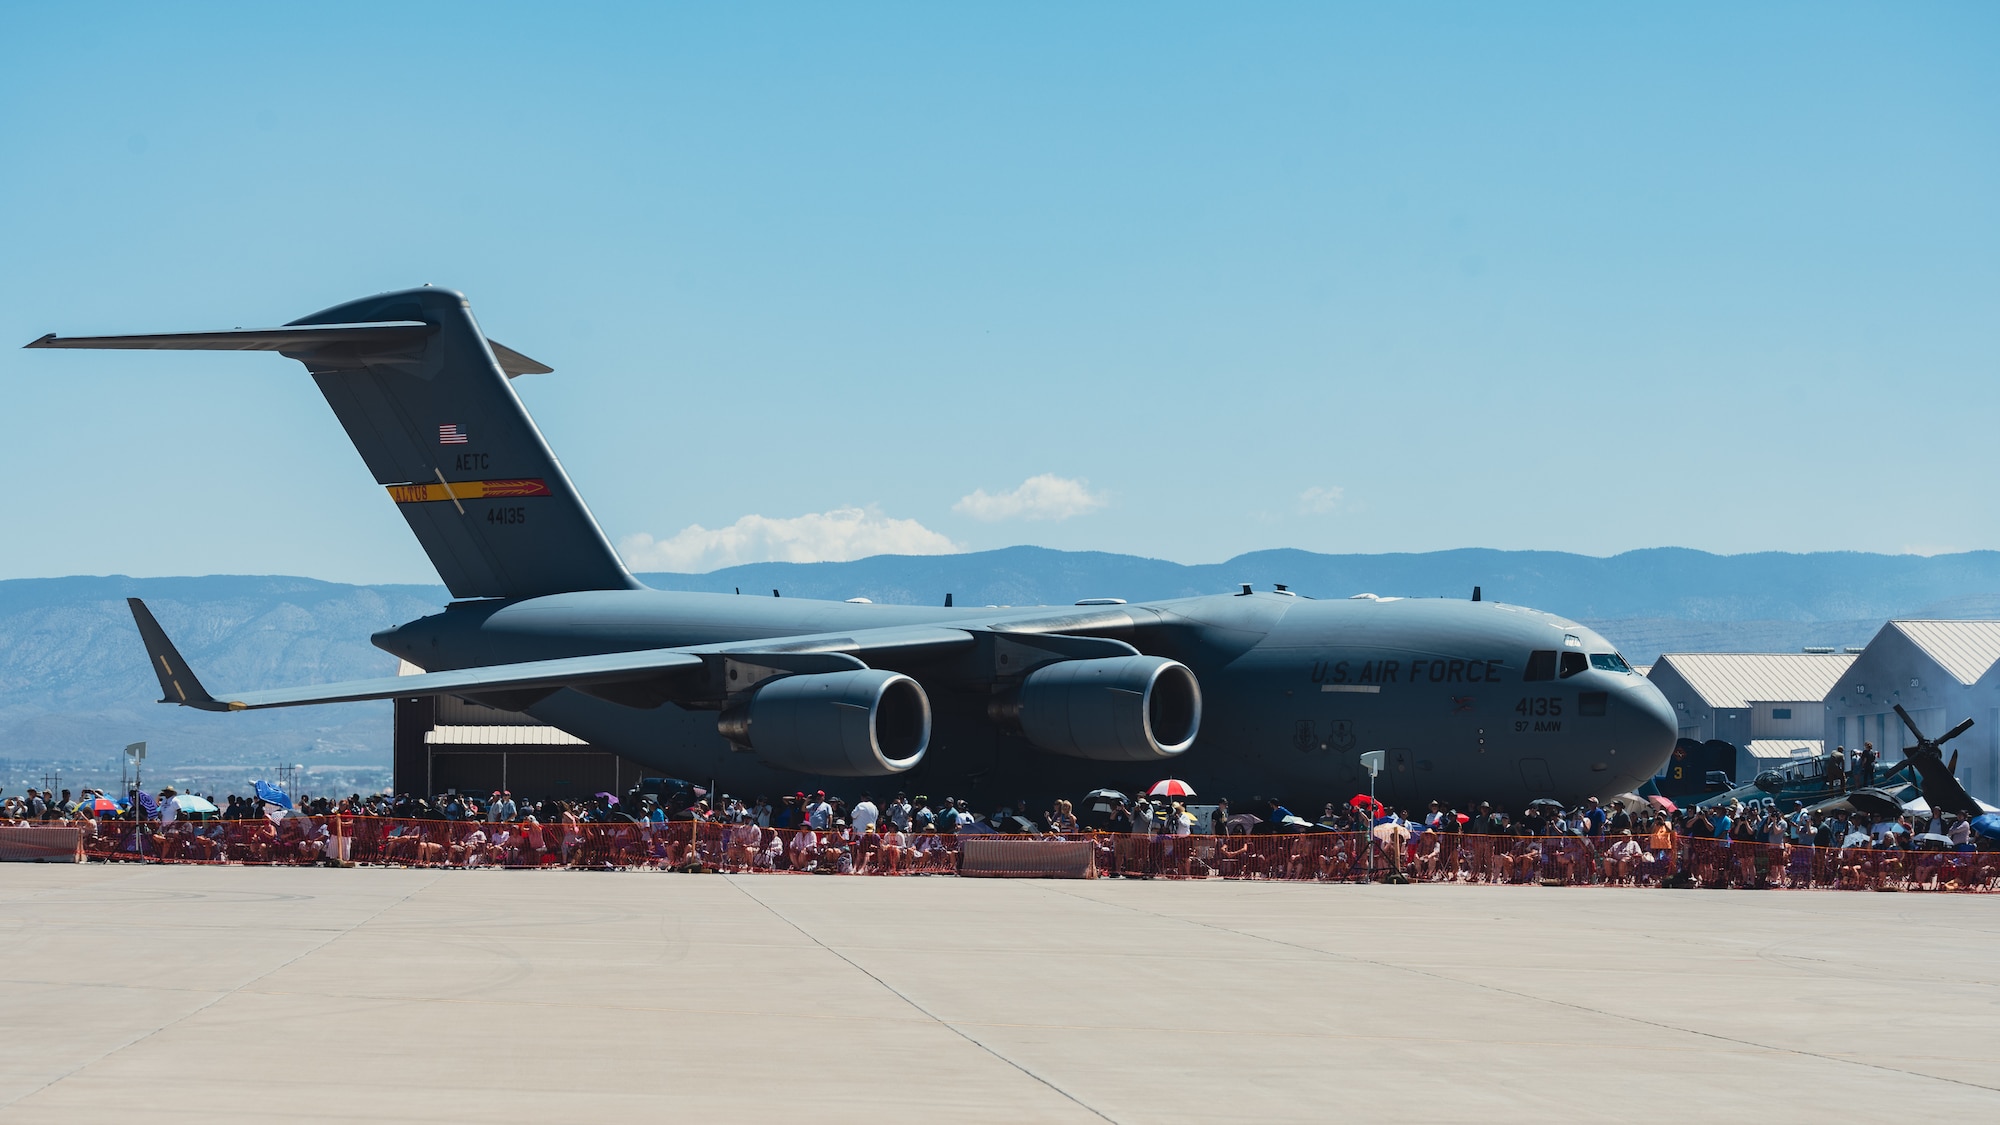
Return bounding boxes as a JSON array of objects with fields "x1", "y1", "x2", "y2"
[
  {"x1": 1293, "y1": 719, "x2": 1317, "y2": 754},
  {"x1": 1329, "y1": 719, "x2": 1356, "y2": 753}
]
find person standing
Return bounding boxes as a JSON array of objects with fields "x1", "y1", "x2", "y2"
[
  {"x1": 1857, "y1": 742, "x2": 1877, "y2": 789},
  {"x1": 1107, "y1": 801, "x2": 1134, "y2": 836},
  {"x1": 851, "y1": 793, "x2": 879, "y2": 834}
]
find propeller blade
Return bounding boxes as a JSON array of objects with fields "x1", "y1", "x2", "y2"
[
  {"x1": 1938, "y1": 717, "x2": 1976, "y2": 746},
  {"x1": 1948, "y1": 749, "x2": 1960, "y2": 775},
  {"x1": 1892, "y1": 704, "x2": 1926, "y2": 742}
]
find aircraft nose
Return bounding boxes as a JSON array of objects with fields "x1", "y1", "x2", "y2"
[{"x1": 1617, "y1": 678, "x2": 1678, "y2": 781}]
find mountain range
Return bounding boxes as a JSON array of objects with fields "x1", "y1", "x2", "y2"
[{"x1": 6, "y1": 546, "x2": 2000, "y2": 789}]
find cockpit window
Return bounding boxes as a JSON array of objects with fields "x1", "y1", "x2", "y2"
[
  {"x1": 1559, "y1": 651, "x2": 1589, "y2": 678},
  {"x1": 1524, "y1": 650, "x2": 1557, "y2": 681},
  {"x1": 1591, "y1": 652, "x2": 1632, "y2": 673}
]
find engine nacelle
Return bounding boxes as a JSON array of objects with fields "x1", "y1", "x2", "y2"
[
  {"x1": 716, "y1": 669, "x2": 931, "y2": 776},
  {"x1": 993, "y1": 655, "x2": 1202, "y2": 762}
]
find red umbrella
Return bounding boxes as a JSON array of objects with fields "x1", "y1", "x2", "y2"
[
  {"x1": 1455, "y1": 813, "x2": 1471, "y2": 824},
  {"x1": 1645, "y1": 795, "x2": 1677, "y2": 813},
  {"x1": 1348, "y1": 794, "x2": 1383, "y2": 811},
  {"x1": 1147, "y1": 778, "x2": 1196, "y2": 798}
]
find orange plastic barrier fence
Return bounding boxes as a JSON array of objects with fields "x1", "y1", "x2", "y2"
[
  {"x1": 959, "y1": 838, "x2": 1095, "y2": 878},
  {"x1": 58, "y1": 819, "x2": 2000, "y2": 892},
  {"x1": 0, "y1": 825, "x2": 84, "y2": 862}
]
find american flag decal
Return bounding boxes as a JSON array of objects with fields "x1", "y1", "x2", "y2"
[{"x1": 439, "y1": 424, "x2": 469, "y2": 445}]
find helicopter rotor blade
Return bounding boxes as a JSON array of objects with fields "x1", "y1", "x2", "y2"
[
  {"x1": 1937, "y1": 717, "x2": 1976, "y2": 746},
  {"x1": 1892, "y1": 704, "x2": 1927, "y2": 743}
]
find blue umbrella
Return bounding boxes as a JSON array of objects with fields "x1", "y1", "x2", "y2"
[{"x1": 253, "y1": 780, "x2": 292, "y2": 809}]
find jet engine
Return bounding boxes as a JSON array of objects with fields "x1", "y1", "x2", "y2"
[
  {"x1": 716, "y1": 669, "x2": 931, "y2": 776},
  {"x1": 990, "y1": 655, "x2": 1201, "y2": 762}
]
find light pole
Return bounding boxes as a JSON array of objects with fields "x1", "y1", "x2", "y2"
[
  {"x1": 1358, "y1": 750, "x2": 1385, "y2": 884},
  {"x1": 125, "y1": 743, "x2": 146, "y2": 855}
]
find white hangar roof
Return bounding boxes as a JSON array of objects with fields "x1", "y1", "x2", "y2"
[
  {"x1": 1887, "y1": 621, "x2": 2000, "y2": 686},
  {"x1": 1650, "y1": 652, "x2": 1856, "y2": 709}
]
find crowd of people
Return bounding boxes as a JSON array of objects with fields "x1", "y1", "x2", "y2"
[{"x1": 2, "y1": 781, "x2": 1991, "y2": 891}]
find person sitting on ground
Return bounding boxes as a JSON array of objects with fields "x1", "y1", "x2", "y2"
[
  {"x1": 854, "y1": 820, "x2": 883, "y2": 873},
  {"x1": 876, "y1": 823, "x2": 909, "y2": 874},
  {"x1": 1413, "y1": 827, "x2": 1443, "y2": 881},
  {"x1": 820, "y1": 820, "x2": 853, "y2": 873},
  {"x1": 1510, "y1": 814, "x2": 1544, "y2": 883},
  {"x1": 1601, "y1": 829, "x2": 1644, "y2": 884},
  {"x1": 726, "y1": 818, "x2": 762, "y2": 870}
]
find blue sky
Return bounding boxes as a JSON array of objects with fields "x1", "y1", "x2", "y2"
[{"x1": 2, "y1": 3, "x2": 1995, "y2": 582}]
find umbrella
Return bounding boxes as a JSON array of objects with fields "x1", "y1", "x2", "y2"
[
  {"x1": 82, "y1": 796, "x2": 121, "y2": 814},
  {"x1": 1280, "y1": 815, "x2": 1314, "y2": 828},
  {"x1": 1646, "y1": 795, "x2": 1678, "y2": 813},
  {"x1": 252, "y1": 780, "x2": 291, "y2": 810},
  {"x1": 1371, "y1": 822, "x2": 1410, "y2": 845},
  {"x1": 1348, "y1": 794, "x2": 1383, "y2": 811},
  {"x1": 594, "y1": 791, "x2": 620, "y2": 806},
  {"x1": 1840, "y1": 830, "x2": 1871, "y2": 848},
  {"x1": 169, "y1": 794, "x2": 218, "y2": 814},
  {"x1": 1526, "y1": 798, "x2": 1564, "y2": 811},
  {"x1": 1916, "y1": 833, "x2": 1954, "y2": 847},
  {"x1": 1971, "y1": 814, "x2": 2000, "y2": 841},
  {"x1": 1455, "y1": 813, "x2": 1471, "y2": 824},
  {"x1": 1148, "y1": 778, "x2": 1195, "y2": 798},
  {"x1": 998, "y1": 815, "x2": 1039, "y2": 834},
  {"x1": 1083, "y1": 788, "x2": 1128, "y2": 813},
  {"x1": 1224, "y1": 813, "x2": 1263, "y2": 835},
  {"x1": 1845, "y1": 788, "x2": 1904, "y2": 820}
]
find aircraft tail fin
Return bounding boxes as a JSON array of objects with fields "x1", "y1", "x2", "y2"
[
  {"x1": 127, "y1": 598, "x2": 228, "y2": 711},
  {"x1": 30, "y1": 289, "x2": 638, "y2": 600}
]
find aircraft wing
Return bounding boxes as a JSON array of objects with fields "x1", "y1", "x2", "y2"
[
  {"x1": 131, "y1": 597, "x2": 707, "y2": 712},
  {"x1": 128, "y1": 598, "x2": 978, "y2": 712}
]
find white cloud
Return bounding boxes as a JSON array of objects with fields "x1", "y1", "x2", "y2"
[
  {"x1": 954, "y1": 474, "x2": 1108, "y2": 522},
  {"x1": 1298, "y1": 485, "x2": 1344, "y2": 515},
  {"x1": 619, "y1": 506, "x2": 961, "y2": 572}
]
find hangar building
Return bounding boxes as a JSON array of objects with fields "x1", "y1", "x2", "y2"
[
  {"x1": 1645, "y1": 652, "x2": 1854, "y2": 784},
  {"x1": 391, "y1": 661, "x2": 659, "y2": 800},
  {"x1": 1821, "y1": 621, "x2": 2000, "y2": 804}
]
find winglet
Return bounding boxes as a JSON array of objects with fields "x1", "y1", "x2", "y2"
[{"x1": 126, "y1": 598, "x2": 229, "y2": 711}]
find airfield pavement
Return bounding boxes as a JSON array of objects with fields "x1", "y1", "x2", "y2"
[{"x1": 0, "y1": 866, "x2": 1995, "y2": 1122}]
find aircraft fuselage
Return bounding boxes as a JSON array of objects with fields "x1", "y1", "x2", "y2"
[{"x1": 374, "y1": 587, "x2": 1678, "y2": 811}]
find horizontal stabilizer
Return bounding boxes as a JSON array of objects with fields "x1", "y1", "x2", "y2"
[
  {"x1": 26, "y1": 322, "x2": 433, "y2": 354},
  {"x1": 26, "y1": 323, "x2": 551, "y2": 377},
  {"x1": 486, "y1": 339, "x2": 553, "y2": 376}
]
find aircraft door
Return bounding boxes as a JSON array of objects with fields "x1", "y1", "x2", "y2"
[{"x1": 1518, "y1": 757, "x2": 1554, "y2": 795}]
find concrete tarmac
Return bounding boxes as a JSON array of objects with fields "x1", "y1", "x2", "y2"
[{"x1": 1, "y1": 865, "x2": 1996, "y2": 1122}]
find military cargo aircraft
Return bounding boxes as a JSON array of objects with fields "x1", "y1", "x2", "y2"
[{"x1": 29, "y1": 287, "x2": 1678, "y2": 808}]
